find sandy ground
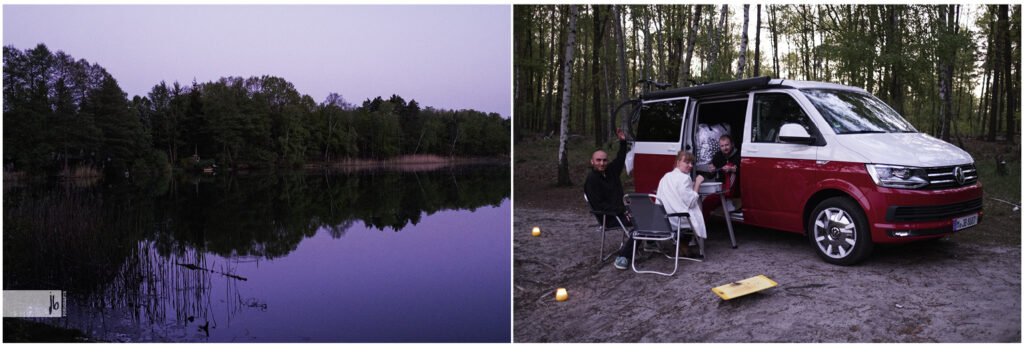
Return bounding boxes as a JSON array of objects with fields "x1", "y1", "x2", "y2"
[{"x1": 513, "y1": 205, "x2": 1021, "y2": 342}]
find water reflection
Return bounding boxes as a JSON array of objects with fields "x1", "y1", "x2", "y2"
[{"x1": 3, "y1": 165, "x2": 510, "y2": 342}]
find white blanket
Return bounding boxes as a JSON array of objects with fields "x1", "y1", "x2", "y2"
[{"x1": 655, "y1": 168, "x2": 707, "y2": 238}]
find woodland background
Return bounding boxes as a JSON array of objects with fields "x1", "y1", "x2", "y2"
[
  {"x1": 3, "y1": 44, "x2": 510, "y2": 178},
  {"x1": 513, "y1": 5, "x2": 1021, "y2": 184}
]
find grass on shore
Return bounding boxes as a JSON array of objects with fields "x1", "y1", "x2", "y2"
[{"x1": 3, "y1": 318, "x2": 89, "y2": 342}]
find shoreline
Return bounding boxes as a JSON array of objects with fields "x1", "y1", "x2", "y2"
[
  {"x1": 3, "y1": 155, "x2": 509, "y2": 181},
  {"x1": 302, "y1": 155, "x2": 509, "y2": 172}
]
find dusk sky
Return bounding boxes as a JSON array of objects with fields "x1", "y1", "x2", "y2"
[{"x1": 3, "y1": 5, "x2": 511, "y2": 117}]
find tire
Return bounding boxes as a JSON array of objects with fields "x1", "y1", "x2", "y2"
[{"x1": 807, "y1": 197, "x2": 873, "y2": 265}]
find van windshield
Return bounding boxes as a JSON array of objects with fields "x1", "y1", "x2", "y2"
[{"x1": 802, "y1": 89, "x2": 917, "y2": 134}]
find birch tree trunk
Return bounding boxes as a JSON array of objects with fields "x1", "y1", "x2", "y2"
[
  {"x1": 551, "y1": 6, "x2": 568, "y2": 135},
  {"x1": 543, "y1": 7, "x2": 557, "y2": 134},
  {"x1": 557, "y1": 5, "x2": 578, "y2": 186},
  {"x1": 737, "y1": 4, "x2": 750, "y2": 78},
  {"x1": 938, "y1": 5, "x2": 954, "y2": 141}
]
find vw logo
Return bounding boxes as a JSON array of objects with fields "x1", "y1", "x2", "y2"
[{"x1": 953, "y1": 166, "x2": 965, "y2": 185}]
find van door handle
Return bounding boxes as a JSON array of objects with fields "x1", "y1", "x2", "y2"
[{"x1": 667, "y1": 148, "x2": 678, "y2": 152}]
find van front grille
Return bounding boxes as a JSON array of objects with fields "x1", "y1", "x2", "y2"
[
  {"x1": 885, "y1": 198, "x2": 983, "y2": 222},
  {"x1": 924, "y1": 164, "x2": 978, "y2": 190}
]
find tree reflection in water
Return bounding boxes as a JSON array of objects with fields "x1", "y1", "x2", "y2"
[{"x1": 3, "y1": 165, "x2": 509, "y2": 341}]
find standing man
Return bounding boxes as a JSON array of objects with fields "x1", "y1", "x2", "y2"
[{"x1": 585, "y1": 128, "x2": 634, "y2": 270}]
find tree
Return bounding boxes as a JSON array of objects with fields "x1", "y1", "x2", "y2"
[
  {"x1": 769, "y1": 5, "x2": 781, "y2": 78},
  {"x1": 591, "y1": 5, "x2": 608, "y2": 146},
  {"x1": 987, "y1": 5, "x2": 1002, "y2": 141},
  {"x1": 681, "y1": 5, "x2": 702, "y2": 85},
  {"x1": 754, "y1": 5, "x2": 762, "y2": 76},
  {"x1": 557, "y1": 5, "x2": 578, "y2": 186},
  {"x1": 85, "y1": 73, "x2": 152, "y2": 174},
  {"x1": 737, "y1": 4, "x2": 750, "y2": 78},
  {"x1": 613, "y1": 5, "x2": 631, "y2": 137},
  {"x1": 1000, "y1": 5, "x2": 1013, "y2": 144},
  {"x1": 937, "y1": 5, "x2": 956, "y2": 142}
]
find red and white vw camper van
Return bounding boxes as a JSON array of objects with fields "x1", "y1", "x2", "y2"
[{"x1": 628, "y1": 77, "x2": 982, "y2": 265}]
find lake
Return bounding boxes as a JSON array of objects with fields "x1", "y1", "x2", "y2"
[{"x1": 3, "y1": 165, "x2": 510, "y2": 342}]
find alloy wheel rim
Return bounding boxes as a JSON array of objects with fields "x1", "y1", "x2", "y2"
[{"x1": 813, "y1": 207, "x2": 856, "y2": 259}]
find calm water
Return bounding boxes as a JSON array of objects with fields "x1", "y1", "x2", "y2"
[{"x1": 3, "y1": 166, "x2": 510, "y2": 342}]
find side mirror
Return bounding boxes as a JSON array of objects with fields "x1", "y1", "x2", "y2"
[{"x1": 778, "y1": 123, "x2": 814, "y2": 144}]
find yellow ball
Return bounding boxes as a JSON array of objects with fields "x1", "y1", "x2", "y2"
[
  {"x1": 555, "y1": 288, "x2": 567, "y2": 301},
  {"x1": 531, "y1": 226, "x2": 540, "y2": 236}
]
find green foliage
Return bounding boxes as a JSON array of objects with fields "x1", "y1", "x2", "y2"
[
  {"x1": 3, "y1": 45, "x2": 510, "y2": 175},
  {"x1": 514, "y1": 5, "x2": 1021, "y2": 143},
  {"x1": 3, "y1": 44, "x2": 157, "y2": 177}
]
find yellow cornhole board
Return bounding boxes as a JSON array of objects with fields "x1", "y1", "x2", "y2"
[{"x1": 712, "y1": 275, "x2": 777, "y2": 300}]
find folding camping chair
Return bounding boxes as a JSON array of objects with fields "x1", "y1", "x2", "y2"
[
  {"x1": 624, "y1": 193, "x2": 705, "y2": 276},
  {"x1": 584, "y1": 193, "x2": 631, "y2": 263}
]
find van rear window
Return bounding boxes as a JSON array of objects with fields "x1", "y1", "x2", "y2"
[
  {"x1": 802, "y1": 89, "x2": 917, "y2": 134},
  {"x1": 635, "y1": 99, "x2": 686, "y2": 142}
]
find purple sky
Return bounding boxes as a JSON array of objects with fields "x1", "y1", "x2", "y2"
[{"x1": 3, "y1": 5, "x2": 511, "y2": 117}]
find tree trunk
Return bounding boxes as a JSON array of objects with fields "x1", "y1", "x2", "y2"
[
  {"x1": 707, "y1": 5, "x2": 728, "y2": 78},
  {"x1": 557, "y1": 5, "x2": 578, "y2": 186},
  {"x1": 551, "y1": 5, "x2": 569, "y2": 135},
  {"x1": 592, "y1": 5, "x2": 606, "y2": 147},
  {"x1": 754, "y1": 4, "x2": 761, "y2": 77},
  {"x1": 978, "y1": 62, "x2": 991, "y2": 137},
  {"x1": 642, "y1": 6, "x2": 654, "y2": 92},
  {"x1": 1000, "y1": 5, "x2": 1013, "y2": 144},
  {"x1": 799, "y1": 5, "x2": 812, "y2": 80},
  {"x1": 769, "y1": 5, "x2": 780, "y2": 78},
  {"x1": 613, "y1": 5, "x2": 631, "y2": 137},
  {"x1": 737, "y1": 5, "x2": 750, "y2": 78},
  {"x1": 543, "y1": 7, "x2": 558, "y2": 134},
  {"x1": 988, "y1": 5, "x2": 1002, "y2": 141},
  {"x1": 938, "y1": 5, "x2": 954, "y2": 142},
  {"x1": 682, "y1": 5, "x2": 702, "y2": 86},
  {"x1": 603, "y1": 37, "x2": 615, "y2": 146},
  {"x1": 886, "y1": 5, "x2": 905, "y2": 116},
  {"x1": 654, "y1": 7, "x2": 667, "y2": 83}
]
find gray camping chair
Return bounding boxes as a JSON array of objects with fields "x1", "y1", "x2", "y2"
[
  {"x1": 624, "y1": 193, "x2": 705, "y2": 276},
  {"x1": 584, "y1": 193, "x2": 630, "y2": 263}
]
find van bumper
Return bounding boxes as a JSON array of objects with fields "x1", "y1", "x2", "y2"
[{"x1": 866, "y1": 182, "x2": 984, "y2": 243}]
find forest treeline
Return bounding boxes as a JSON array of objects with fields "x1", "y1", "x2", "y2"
[
  {"x1": 4, "y1": 44, "x2": 510, "y2": 177},
  {"x1": 515, "y1": 5, "x2": 1020, "y2": 148}
]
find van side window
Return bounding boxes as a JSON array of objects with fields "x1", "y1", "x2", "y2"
[
  {"x1": 635, "y1": 100, "x2": 686, "y2": 142},
  {"x1": 752, "y1": 93, "x2": 815, "y2": 143}
]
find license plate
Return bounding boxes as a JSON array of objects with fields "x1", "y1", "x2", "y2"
[{"x1": 953, "y1": 213, "x2": 979, "y2": 231}]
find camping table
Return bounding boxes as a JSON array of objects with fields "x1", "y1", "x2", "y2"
[{"x1": 699, "y1": 182, "x2": 738, "y2": 248}]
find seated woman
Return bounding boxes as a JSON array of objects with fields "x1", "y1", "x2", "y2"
[{"x1": 655, "y1": 151, "x2": 707, "y2": 258}]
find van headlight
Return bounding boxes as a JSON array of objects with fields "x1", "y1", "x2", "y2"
[{"x1": 866, "y1": 164, "x2": 928, "y2": 189}]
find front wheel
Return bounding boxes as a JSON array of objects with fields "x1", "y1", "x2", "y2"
[{"x1": 807, "y1": 197, "x2": 873, "y2": 265}]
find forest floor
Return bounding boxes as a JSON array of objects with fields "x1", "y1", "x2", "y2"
[{"x1": 513, "y1": 134, "x2": 1021, "y2": 342}]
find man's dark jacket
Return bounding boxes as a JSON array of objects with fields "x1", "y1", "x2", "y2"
[{"x1": 584, "y1": 140, "x2": 628, "y2": 216}]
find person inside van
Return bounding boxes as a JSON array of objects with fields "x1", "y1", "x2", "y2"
[
  {"x1": 655, "y1": 151, "x2": 707, "y2": 258},
  {"x1": 585, "y1": 128, "x2": 636, "y2": 270},
  {"x1": 707, "y1": 134, "x2": 741, "y2": 212}
]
